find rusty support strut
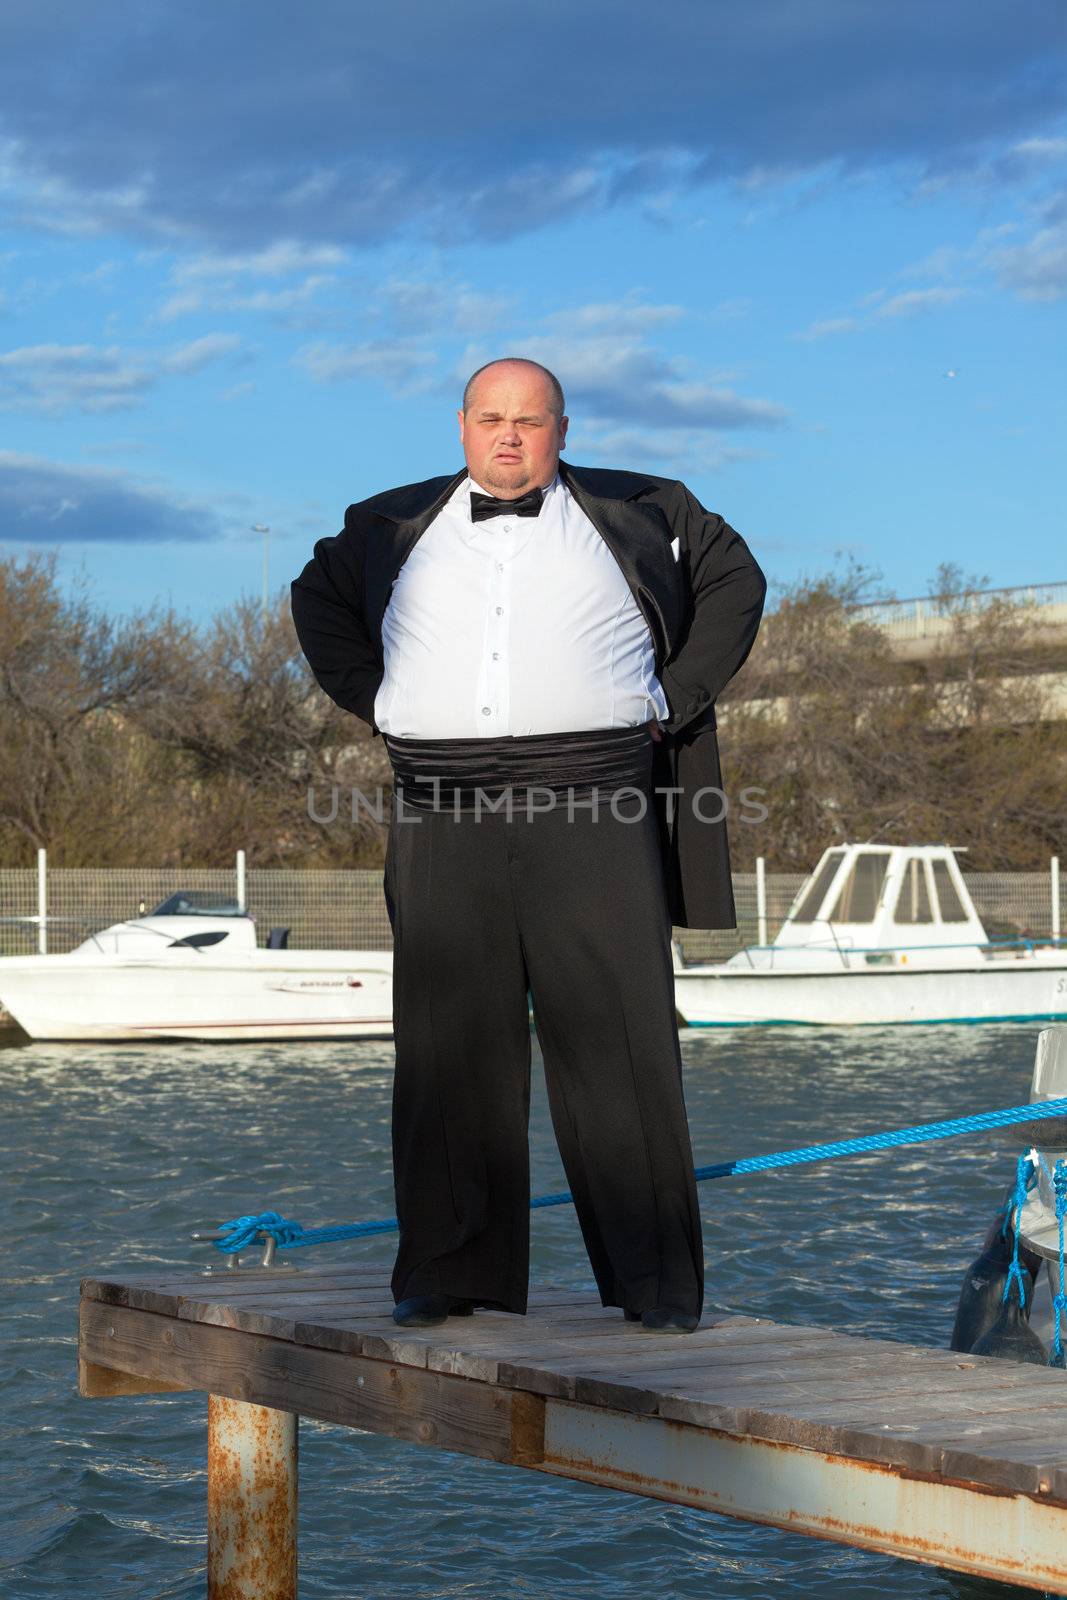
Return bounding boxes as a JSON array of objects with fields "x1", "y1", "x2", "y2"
[{"x1": 207, "y1": 1395, "x2": 298, "y2": 1599}]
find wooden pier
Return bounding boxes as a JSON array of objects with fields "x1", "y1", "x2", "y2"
[{"x1": 80, "y1": 1263, "x2": 1067, "y2": 1597}]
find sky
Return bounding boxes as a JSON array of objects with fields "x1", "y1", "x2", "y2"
[{"x1": 1, "y1": 0, "x2": 1065, "y2": 621}]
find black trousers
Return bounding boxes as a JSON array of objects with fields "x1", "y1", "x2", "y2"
[{"x1": 381, "y1": 724, "x2": 704, "y2": 1318}]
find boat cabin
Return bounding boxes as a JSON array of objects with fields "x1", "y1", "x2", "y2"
[
  {"x1": 773, "y1": 844, "x2": 987, "y2": 962},
  {"x1": 70, "y1": 891, "x2": 260, "y2": 959}
]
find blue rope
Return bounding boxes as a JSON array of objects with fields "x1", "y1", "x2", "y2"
[
  {"x1": 1031, "y1": 1154, "x2": 1067, "y2": 1369},
  {"x1": 210, "y1": 1092, "x2": 1067, "y2": 1257},
  {"x1": 1002, "y1": 1154, "x2": 1034, "y2": 1311}
]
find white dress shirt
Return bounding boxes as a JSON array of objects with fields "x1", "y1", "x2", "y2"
[{"x1": 373, "y1": 472, "x2": 669, "y2": 738}]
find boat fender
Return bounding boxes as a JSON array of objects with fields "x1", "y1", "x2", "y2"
[
  {"x1": 948, "y1": 1205, "x2": 1040, "y2": 1355},
  {"x1": 969, "y1": 1275, "x2": 1048, "y2": 1365}
]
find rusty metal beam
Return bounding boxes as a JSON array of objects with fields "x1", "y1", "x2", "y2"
[{"x1": 539, "y1": 1400, "x2": 1067, "y2": 1593}]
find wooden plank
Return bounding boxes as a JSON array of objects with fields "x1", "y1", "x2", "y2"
[
  {"x1": 80, "y1": 1266, "x2": 392, "y2": 1316},
  {"x1": 81, "y1": 1262, "x2": 391, "y2": 1296},
  {"x1": 630, "y1": 1354, "x2": 1067, "y2": 1407},
  {"x1": 495, "y1": 1329, "x2": 877, "y2": 1400},
  {"x1": 78, "y1": 1356, "x2": 189, "y2": 1398},
  {"x1": 79, "y1": 1300, "x2": 540, "y2": 1468},
  {"x1": 167, "y1": 1295, "x2": 757, "y2": 1375}
]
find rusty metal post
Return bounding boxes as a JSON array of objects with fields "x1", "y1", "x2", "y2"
[{"x1": 207, "y1": 1394, "x2": 297, "y2": 1599}]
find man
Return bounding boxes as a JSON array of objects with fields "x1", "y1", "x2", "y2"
[{"x1": 291, "y1": 358, "x2": 766, "y2": 1334}]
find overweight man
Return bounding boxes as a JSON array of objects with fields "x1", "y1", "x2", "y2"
[{"x1": 291, "y1": 358, "x2": 766, "y2": 1333}]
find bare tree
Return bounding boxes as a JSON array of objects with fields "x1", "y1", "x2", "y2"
[{"x1": 719, "y1": 562, "x2": 1065, "y2": 870}]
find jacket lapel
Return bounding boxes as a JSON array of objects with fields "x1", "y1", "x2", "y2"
[
  {"x1": 561, "y1": 462, "x2": 683, "y2": 668},
  {"x1": 364, "y1": 469, "x2": 467, "y2": 639}
]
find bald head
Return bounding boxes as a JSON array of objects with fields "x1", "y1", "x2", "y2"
[
  {"x1": 457, "y1": 357, "x2": 569, "y2": 498},
  {"x1": 462, "y1": 358, "x2": 565, "y2": 418}
]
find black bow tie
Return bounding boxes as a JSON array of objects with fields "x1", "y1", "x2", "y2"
[{"x1": 469, "y1": 487, "x2": 544, "y2": 523}]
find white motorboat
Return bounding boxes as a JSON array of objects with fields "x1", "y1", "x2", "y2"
[
  {"x1": 0, "y1": 891, "x2": 394, "y2": 1042},
  {"x1": 672, "y1": 844, "x2": 1067, "y2": 1027}
]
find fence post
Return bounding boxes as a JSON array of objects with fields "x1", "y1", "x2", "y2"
[
  {"x1": 1053, "y1": 856, "x2": 1061, "y2": 944},
  {"x1": 37, "y1": 847, "x2": 47, "y2": 955},
  {"x1": 235, "y1": 850, "x2": 246, "y2": 914},
  {"x1": 756, "y1": 856, "x2": 767, "y2": 947}
]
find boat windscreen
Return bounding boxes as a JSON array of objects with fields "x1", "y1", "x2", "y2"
[
  {"x1": 931, "y1": 860, "x2": 969, "y2": 922},
  {"x1": 791, "y1": 850, "x2": 846, "y2": 923},
  {"x1": 893, "y1": 857, "x2": 934, "y2": 924},
  {"x1": 149, "y1": 891, "x2": 244, "y2": 918},
  {"x1": 827, "y1": 851, "x2": 891, "y2": 923}
]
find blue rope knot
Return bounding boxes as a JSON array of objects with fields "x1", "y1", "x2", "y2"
[{"x1": 216, "y1": 1211, "x2": 306, "y2": 1254}]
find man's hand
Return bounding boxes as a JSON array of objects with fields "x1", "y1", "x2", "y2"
[{"x1": 649, "y1": 719, "x2": 664, "y2": 742}]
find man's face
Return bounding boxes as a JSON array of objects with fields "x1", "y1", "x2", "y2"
[{"x1": 458, "y1": 363, "x2": 568, "y2": 497}]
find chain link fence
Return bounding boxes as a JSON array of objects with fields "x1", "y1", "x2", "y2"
[{"x1": 0, "y1": 863, "x2": 1061, "y2": 962}]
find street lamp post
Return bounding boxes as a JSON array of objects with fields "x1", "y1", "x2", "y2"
[{"x1": 251, "y1": 524, "x2": 270, "y2": 624}]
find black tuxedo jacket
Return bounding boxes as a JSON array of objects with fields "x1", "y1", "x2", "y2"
[{"x1": 290, "y1": 460, "x2": 766, "y2": 929}]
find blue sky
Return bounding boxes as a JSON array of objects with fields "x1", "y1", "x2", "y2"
[{"x1": 1, "y1": 0, "x2": 1065, "y2": 620}]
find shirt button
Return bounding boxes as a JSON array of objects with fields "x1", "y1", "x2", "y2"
[
  {"x1": 481, "y1": 706, "x2": 491, "y2": 716},
  {"x1": 495, "y1": 606, "x2": 503, "y2": 616},
  {"x1": 492, "y1": 651, "x2": 500, "y2": 660},
  {"x1": 496, "y1": 562, "x2": 504, "y2": 572}
]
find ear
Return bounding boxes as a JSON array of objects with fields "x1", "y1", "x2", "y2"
[
  {"x1": 558, "y1": 413, "x2": 569, "y2": 450},
  {"x1": 457, "y1": 407, "x2": 466, "y2": 444}
]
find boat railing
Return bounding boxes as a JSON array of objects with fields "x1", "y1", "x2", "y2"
[{"x1": 684, "y1": 934, "x2": 1067, "y2": 972}]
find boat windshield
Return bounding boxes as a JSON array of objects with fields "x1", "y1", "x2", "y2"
[
  {"x1": 791, "y1": 850, "x2": 847, "y2": 923},
  {"x1": 148, "y1": 892, "x2": 245, "y2": 918},
  {"x1": 827, "y1": 851, "x2": 891, "y2": 923},
  {"x1": 931, "y1": 860, "x2": 969, "y2": 922},
  {"x1": 894, "y1": 857, "x2": 934, "y2": 923}
]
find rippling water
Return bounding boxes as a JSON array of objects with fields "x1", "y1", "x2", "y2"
[{"x1": 0, "y1": 1024, "x2": 1056, "y2": 1599}]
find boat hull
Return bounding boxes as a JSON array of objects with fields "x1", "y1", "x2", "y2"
[
  {"x1": 0, "y1": 951, "x2": 395, "y2": 1042},
  {"x1": 674, "y1": 960, "x2": 1067, "y2": 1027}
]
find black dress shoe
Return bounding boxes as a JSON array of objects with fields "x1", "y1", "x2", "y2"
[
  {"x1": 392, "y1": 1294, "x2": 475, "y2": 1327},
  {"x1": 638, "y1": 1307, "x2": 700, "y2": 1334}
]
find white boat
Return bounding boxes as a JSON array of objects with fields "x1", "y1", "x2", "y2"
[
  {"x1": 672, "y1": 844, "x2": 1067, "y2": 1027},
  {"x1": 0, "y1": 891, "x2": 394, "y2": 1042}
]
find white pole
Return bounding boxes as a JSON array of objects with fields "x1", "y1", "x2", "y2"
[
  {"x1": 235, "y1": 849, "x2": 247, "y2": 914},
  {"x1": 37, "y1": 846, "x2": 47, "y2": 955},
  {"x1": 756, "y1": 855, "x2": 767, "y2": 947},
  {"x1": 1053, "y1": 855, "x2": 1061, "y2": 943}
]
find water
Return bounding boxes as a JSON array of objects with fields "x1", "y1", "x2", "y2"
[{"x1": 0, "y1": 1025, "x2": 1054, "y2": 1599}]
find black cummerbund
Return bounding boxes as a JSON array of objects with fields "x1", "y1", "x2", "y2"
[{"x1": 383, "y1": 723, "x2": 654, "y2": 812}]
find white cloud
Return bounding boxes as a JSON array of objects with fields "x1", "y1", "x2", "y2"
[
  {"x1": 380, "y1": 277, "x2": 513, "y2": 337},
  {"x1": 874, "y1": 286, "x2": 967, "y2": 318},
  {"x1": 793, "y1": 316, "x2": 861, "y2": 342},
  {"x1": 0, "y1": 451, "x2": 221, "y2": 543},
  {"x1": 793, "y1": 284, "x2": 968, "y2": 340},
  {"x1": 567, "y1": 423, "x2": 764, "y2": 472},
  {"x1": 542, "y1": 300, "x2": 686, "y2": 337},
  {"x1": 171, "y1": 241, "x2": 345, "y2": 281},
  {"x1": 295, "y1": 338, "x2": 437, "y2": 391},
  {"x1": 160, "y1": 332, "x2": 242, "y2": 374},
  {"x1": 990, "y1": 223, "x2": 1067, "y2": 301},
  {"x1": 0, "y1": 334, "x2": 243, "y2": 414}
]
